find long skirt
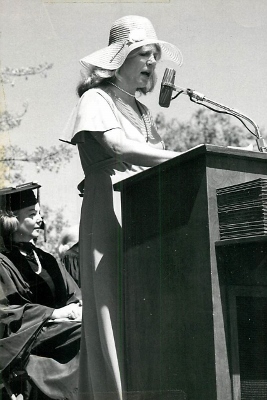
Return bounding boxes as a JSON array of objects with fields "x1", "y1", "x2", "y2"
[{"x1": 78, "y1": 169, "x2": 125, "y2": 400}]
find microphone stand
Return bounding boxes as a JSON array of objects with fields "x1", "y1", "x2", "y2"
[
  {"x1": 169, "y1": 83, "x2": 267, "y2": 153},
  {"x1": 187, "y1": 89, "x2": 267, "y2": 153}
]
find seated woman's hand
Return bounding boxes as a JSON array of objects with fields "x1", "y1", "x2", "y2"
[{"x1": 51, "y1": 302, "x2": 83, "y2": 321}]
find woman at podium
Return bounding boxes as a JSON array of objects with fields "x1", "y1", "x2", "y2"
[{"x1": 60, "y1": 15, "x2": 182, "y2": 400}]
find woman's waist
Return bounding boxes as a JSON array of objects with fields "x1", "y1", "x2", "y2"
[
  {"x1": 81, "y1": 158, "x2": 131, "y2": 175},
  {"x1": 78, "y1": 160, "x2": 147, "y2": 196}
]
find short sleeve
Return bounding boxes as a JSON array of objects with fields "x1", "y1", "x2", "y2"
[{"x1": 60, "y1": 89, "x2": 121, "y2": 144}]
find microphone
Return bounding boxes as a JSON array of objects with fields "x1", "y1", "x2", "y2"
[
  {"x1": 159, "y1": 68, "x2": 176, "y2": 108},
  {"x1": 159, "y1": 68, "x2": 205, "y2": 108}
]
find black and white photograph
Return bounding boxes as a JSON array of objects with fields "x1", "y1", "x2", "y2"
[{"x1": 1, "y1": 1, "x2": 267, "y2": 399}]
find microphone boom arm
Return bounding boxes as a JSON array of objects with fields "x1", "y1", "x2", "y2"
[{"x1": 166, "y1": 83, "x2": 267, "y2": 152}]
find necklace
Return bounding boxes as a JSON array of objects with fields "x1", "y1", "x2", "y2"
[
  {"x1": 18, "y1": 244, "x2": 42, "y2": 274},
  {"x1": 135, "y1": 100, "x2": 150, "y2": 143},
  {"x1": 107, "y1": 86, "x2": 154, "y2": 143},
  {"x1": 32, "y1": 249, "x2": 42, "y2": 274},
  {"x1": 108, "y1": 81, "x2": 136, "y2": 98},
  {"x1": 112, "y1": 94, "x2": 150, "y2": 142}
]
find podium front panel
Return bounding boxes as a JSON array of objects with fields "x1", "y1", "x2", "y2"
[{"x1": 116, "y1": 145, "x2": 267, "y2": 400}]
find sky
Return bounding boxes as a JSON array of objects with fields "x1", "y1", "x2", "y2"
[{"x1": 1, "y1": 0, "x2": 267, "y2": 226}]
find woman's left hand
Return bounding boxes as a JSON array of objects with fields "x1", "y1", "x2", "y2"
[
  {"x1": 67, "y1": 302, "x2": 83, "y2": 321},
  {"x1": 51, "y1": 302, "x2": 83, "y2": 321}
]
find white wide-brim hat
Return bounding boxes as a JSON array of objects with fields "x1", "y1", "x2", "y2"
[{"x1": 80, "y1": 15, "x2": 183, "y2": 70}]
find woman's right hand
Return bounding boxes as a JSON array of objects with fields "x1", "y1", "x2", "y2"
[{"x1": 51, "y1": 302, "x2": 83, "y2": 321}]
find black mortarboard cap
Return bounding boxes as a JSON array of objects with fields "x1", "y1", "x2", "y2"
[{"x1": 0, "y1": 182, "x2": 41, "y2": 212}]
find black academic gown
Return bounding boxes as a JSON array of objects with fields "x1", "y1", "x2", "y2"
[
  {"x1": 61, "y1": 243, "x2": 80, "y2": 287},
  {"x1": 0, "y1": 247, "x2": 82, "y2": 400}
]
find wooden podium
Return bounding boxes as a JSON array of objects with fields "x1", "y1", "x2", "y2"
[{"x1": 114, "y1": 144, "x2": 267, "y2": 400}]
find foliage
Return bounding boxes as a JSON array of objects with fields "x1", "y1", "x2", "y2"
[
  {"x1": 0, "y1": 144, "x2": 74, "y2": 184},
  {"x1": 155, "y1": 108, "x2": 258, "y2": 152},
  {"x1": 0, "y1": 62, "x2": 72, "y2": 259},
  {"x1": 0, "y1": 63, "x2": 53, "y2": 85},
  {"x1": 0, "y1": 63, "x2": 53, "y2": 132},
  {"x1": 0, "y1": 103, "x2": 28, "y2": 131}
]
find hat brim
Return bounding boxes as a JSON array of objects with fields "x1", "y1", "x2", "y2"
[{"x1": 80, "y1": 39, "x2": 183, "y2": 70}]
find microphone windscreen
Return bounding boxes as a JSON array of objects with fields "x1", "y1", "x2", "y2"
[{"x1": 159, "y1": 68, "x2": 176, "y2": 108}]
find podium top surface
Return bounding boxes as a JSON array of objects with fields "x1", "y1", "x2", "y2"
[{"x1": 114, "y1": 144, "x2": 267, "y2": 192}]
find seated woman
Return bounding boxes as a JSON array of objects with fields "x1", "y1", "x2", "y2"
[
  {"x1": 0, "y1": 183, "x2": 82, "y2": 400},
  {"x1": 58, "y1": 225, "x2": 80, "y2": 287}
]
